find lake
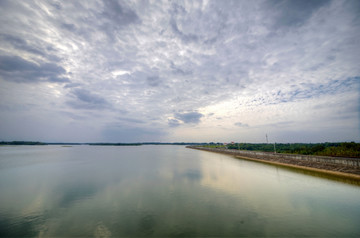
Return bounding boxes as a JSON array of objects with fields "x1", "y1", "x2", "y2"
[{"x1": 0, "y1": 145, "x2": 359, "y2": 237}]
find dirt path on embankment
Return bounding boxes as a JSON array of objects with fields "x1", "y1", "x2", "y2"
[{"x1": 187, "y1": 146, "x2": 360, "y2": 181}]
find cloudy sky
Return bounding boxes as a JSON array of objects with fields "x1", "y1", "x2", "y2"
[{"x1": 0, "y1": 0, "x2": 359, "y2": 143}]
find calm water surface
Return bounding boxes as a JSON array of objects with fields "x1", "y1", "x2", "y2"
[{"x1": 0, "y1": 145, "x2": 359, "y2": 237}]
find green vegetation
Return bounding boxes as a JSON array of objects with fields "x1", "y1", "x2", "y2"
[{"x1": 203, "y1": 142, "x2": 360, "y2": 158}]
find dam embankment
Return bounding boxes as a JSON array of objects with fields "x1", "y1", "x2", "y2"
[{"x1": 187, "y1": 146, "x2": 360, "y2": 180}]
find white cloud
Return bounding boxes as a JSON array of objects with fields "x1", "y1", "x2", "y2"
[{"x1": 111, "y1": 70, "x2": 131, "y2": 77}]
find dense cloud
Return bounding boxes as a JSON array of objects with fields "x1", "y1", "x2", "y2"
[
  {"x1": 0, "y1": 0, "x2": 359, "y2": 142},
  {"x1": 0, "y1": 55, "x2": 69, "y2": 83},
  {"x1": 234, "y1": 122, "x2": 249, "y2": 128},
  {"x1": 267, "y1": 0, "x2": 331, "y2": 29},
  {"x1": 175, "y1": 112, "x2": 204, "y2": 124},
  {"x1": 67, "y1": 88, "x2": 110, "y2": 110}
]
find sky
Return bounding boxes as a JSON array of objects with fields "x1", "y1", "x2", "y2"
[{"x1": 0, "y1": 0, "x2": 359, "y2": 143}]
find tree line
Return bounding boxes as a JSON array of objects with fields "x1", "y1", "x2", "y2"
[
  {"x1": 0, "y1": 141, "x2": 46, "y2": 145},
  {"x1": 204, "y1": 142, "x2": 360, "y2": 158}
]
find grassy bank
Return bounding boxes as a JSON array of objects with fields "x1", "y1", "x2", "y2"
[{"x1": 203, "y1": 142, "x2": 360, "y2": 158}]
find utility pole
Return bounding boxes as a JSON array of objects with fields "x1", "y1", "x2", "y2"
[
  {"x1": 273, "y1": 142, "x2": 276, "y2": 154},
  {"x1": 266, "y1": 134, "x2": 268, "y2": 144}
]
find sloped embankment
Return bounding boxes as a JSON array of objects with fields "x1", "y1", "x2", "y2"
[{"x1": 187, "y1": 146, "x2": 360, "y2": 180}]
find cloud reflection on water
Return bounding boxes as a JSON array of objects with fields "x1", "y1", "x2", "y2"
[{"x1": 0, "y1": 145, "x2": 359, "y2": 236}]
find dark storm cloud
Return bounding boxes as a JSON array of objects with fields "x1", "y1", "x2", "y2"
[
  {"x1": 175, "y1": 112, "x2": 204, "y2": 124},
  {"x1": 67, "y1": 89, "x2": 110, "y2": 110},
  {"x1": 0, "y1": 55, "x2": 69, "y2": 83}
]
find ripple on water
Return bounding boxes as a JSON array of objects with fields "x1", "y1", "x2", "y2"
[
  {"x1": 138, "y1": 213, "x2": 156, "y2": 236},
  {"x1": 94, "y1": 222, "x2": 111, "y2": 238}
]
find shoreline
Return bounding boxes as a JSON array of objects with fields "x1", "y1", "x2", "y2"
[{"x1": 188, "y1": 146, "x2": 360, "y2": 183}]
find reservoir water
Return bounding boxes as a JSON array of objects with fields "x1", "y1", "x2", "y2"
[{"x1": 0, "y1": 145, "x2": 359, "y2": 237}]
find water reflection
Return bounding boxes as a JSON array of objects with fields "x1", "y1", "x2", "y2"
[
  {"x1": 0, "y1": 145, "x2": 359, "y2": 237},
  {"x1": 276, "y1": 163, "x2": 360, "y2": 186}
]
